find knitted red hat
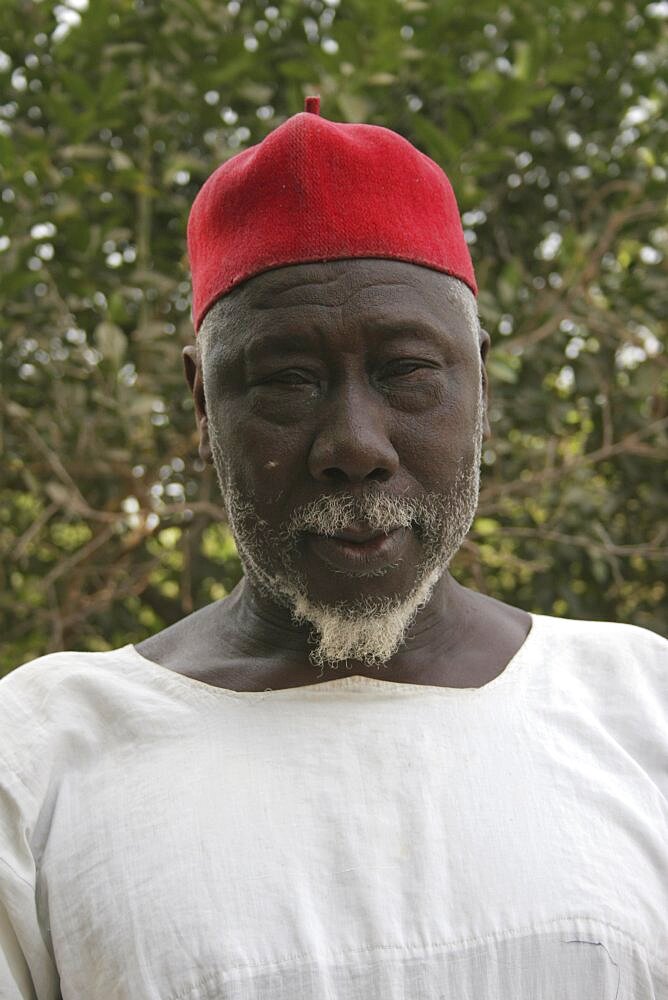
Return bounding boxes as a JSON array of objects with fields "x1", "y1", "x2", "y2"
[{"x1": 187, "y1": 96, "x2": 477, "y2": 332}]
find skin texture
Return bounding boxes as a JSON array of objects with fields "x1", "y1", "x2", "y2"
[{"x1": 136, "y1": 259, "x2": 530, "y2": 690}]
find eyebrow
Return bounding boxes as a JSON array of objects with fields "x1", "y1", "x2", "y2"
[
  {"x1": 213, "y1": 307, "x2": 464, "y2": 371},
  {"x1": 261, "y1": 316, "x2": 452, "y2": 346},
  {"x1": 243, "y1": 328, "x2": 325, "y2": 362}
]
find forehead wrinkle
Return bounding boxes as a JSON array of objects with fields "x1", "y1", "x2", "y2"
[
  {"x1": 199, "y1": 269, "x2": 479, "y2": 368},
  {"x1": 250, "y1": 278, "x2": 417, "y2": 312},
  {"x1": 211, "y1": 262, "x2": 476, "y2": 319},
  {"x1": 254, "y1": 274, "x2": 341, "y2": 308}
]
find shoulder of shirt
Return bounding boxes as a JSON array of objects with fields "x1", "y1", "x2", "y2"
[
  {"x1": 0, "y1": 647, "x2": 146, "y2": 791},
  {"x1": 528, "y1": 613, "x2": 668, "y2": 699},
  {"x1": 529, "y1": 617, "x2": 668, "y2": 794},
  {"x1": 533, "y1": 612, "x2": 666, "y2": 639},
  {"x1": 0, "y1": 645, "x2": 138, "y2": 701},
  {"x1": 531, "y1": 613, "x2": 668, "y2": 657}
]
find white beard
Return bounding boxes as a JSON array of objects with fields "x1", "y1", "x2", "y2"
[
  {"x1": 209, "y1": 379, "x2": 484, "y2": 670},
  {"x1": 287, "y1": 563, "x2": 445, "y2": 670}
]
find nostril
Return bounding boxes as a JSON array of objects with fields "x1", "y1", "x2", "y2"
[
  {"x1": 322, "y1": 468, "x2": 348, "y2": 483},
  {"x1": 309, "y1": 421, "x2": 400, "y2": 484},
  {"x1": 322, "y1": 466, "x2": 390, "y2": 484}
]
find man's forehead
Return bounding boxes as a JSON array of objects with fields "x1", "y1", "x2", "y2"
[
  {"x1": 225, "y1": 259, "x2": 475, "y2": 323},
  {"x1": 198, "y1": 260, "x2": 479, "y2": 369}
]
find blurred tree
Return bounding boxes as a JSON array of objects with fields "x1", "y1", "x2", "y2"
[{"x1": 0, "y1": 0, "x2": 666, "y2": 674}]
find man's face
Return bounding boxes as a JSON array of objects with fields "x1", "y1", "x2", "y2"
[{"x1": 188, "y1": 259, "x2": 489, "y2": 667}]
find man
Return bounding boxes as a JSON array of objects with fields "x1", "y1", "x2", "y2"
[{"x1": 1, "y1": 98, "x2": 666, "y2": 999}]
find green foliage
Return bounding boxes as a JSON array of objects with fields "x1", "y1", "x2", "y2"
[{"x1": 1, "y1": 0, "x2": 666, "y2": 673}]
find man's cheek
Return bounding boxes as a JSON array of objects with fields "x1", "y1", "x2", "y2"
[{"x1": 258, "y1": 464, "x2": 290, "y2": 507}]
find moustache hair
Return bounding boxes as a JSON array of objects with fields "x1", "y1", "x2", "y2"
[{"x1": 283, "y1": 489, "x2": 446, "y2": 542}]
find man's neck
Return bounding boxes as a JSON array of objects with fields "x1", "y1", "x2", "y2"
[
  {"x1": 136, "y1": 572, "x2": 531, "y2": 691},
  {"x1": 222, "y1": 572, "x2": 482, "y2": 683}
]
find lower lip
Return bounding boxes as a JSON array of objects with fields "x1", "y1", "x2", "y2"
[{"x1": 304, "y1": 528, "x2": 408, "y2": 574}]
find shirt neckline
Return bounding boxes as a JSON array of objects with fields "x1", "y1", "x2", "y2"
[{"x1": 121, "y1": 612, "x2": 540, "y2": 700}]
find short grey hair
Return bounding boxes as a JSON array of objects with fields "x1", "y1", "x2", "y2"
[
  {"x1": 440, "y1": 274, "x2": 480, "y2": 341},
  {"x1": 197, "y1": 296, "x2": 235, "y2": 368}
]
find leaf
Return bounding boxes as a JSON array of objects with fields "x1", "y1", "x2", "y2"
[
  {"x1": 474, "y1": 518, "x2": 500, "y2": 537},
  {"x1": 513, "y1": 41, "x2": 532, "y2": 81},
  {"x1": 59, "y1": 144, "x2": 109, "y2": 161},
  {"x1": 94, "y1": 322, "x2": 127, "y2": 366},
  {"x1": 487, "y1": 355, "x2": 519, "y2": 384},
  {"x1": 337, "y1": 93, "x2": 371, "y2": 122}
]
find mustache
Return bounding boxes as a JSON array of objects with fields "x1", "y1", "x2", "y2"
[{"x1": 283, "y1": 489, "x2": 443, "y2": 541}]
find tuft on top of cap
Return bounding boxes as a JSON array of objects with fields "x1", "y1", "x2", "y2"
[{"x1": 187, "y1": 98, "x2": 477, "y2": 332}]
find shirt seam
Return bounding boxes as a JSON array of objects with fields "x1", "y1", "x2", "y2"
[
  {"x1": 0, "y1": 747, "x2": 40, "y2": 808},
  {"x1": 0, "y1": 853, "x2": 35, "y2": 891},
  {"x1": 166, "y1": 913, "x2": 667, "y2": 998}
]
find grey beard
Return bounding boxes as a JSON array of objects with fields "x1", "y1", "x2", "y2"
[{"x1": 209, "y1": 380, "x2": 484, "y2": 669}]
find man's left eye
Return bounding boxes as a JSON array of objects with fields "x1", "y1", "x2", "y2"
[
  {"x1": 383, "y1": 361, "x2": 433, "y2": 378},
  {"x1": 265, "y1": 370, "x2": 313, "y2": 385}
]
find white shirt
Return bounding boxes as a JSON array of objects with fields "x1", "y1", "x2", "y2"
[{"x1": 1, "y1": 612, "x2": 667, "y2": 999}]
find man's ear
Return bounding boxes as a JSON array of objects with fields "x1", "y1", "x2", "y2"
[
  {"x1": 479, "y1": 327, "x2": 491, "y2": 441},
  {"x1": 183, "y1": 344, "x2": 212, "y2": 464}
]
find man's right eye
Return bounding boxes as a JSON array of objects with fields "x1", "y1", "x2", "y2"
[{"x1": 262, "y1": 370, "x2": 315, "y2": 386}]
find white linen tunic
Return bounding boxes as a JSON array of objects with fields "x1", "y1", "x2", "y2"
[{"x1": 1, "y1": 613, "x2": 667, "y2": 999}]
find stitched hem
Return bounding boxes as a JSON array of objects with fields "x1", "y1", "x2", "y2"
[{"x1": 166, "y1": 913, "x2": 667, "y2": 1000}]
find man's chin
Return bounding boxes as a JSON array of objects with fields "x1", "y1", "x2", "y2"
[
  {"x1": 278, "y1": 562, "x2": 445, "y2": 669},
  {"x1": 280, "y1": 541, "x2": 431, "y2": 610}
]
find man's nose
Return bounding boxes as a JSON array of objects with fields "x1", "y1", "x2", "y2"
[{"x1": 307, "y1": 384, "x2": 400, "y2": 485}]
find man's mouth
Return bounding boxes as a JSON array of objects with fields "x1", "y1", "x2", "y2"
[
  {"x1": 303, "y1": 524, "x2": 409, "y2": 574},
  {"x1": 329, "y1": 522, "x2": 397, "y2": 544}
]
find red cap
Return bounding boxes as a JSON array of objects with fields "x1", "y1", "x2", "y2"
[{"x1": 187, "y1": 97, "x2": 477, "y2": 332}]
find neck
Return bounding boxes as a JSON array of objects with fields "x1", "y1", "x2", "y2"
[{"x1": 224, "y1": 570, "x2": 471, "y2": 680}]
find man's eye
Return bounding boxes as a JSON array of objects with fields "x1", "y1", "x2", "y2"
[
  {"x1": 263, "y1": 370, "x2": 314, "y2": 386},
  {"x1": 383, "y1": 361, "x2": 434, "y2": 379}
]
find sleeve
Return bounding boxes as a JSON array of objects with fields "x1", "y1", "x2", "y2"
[
  {"x1": 0, "y1": 676, "x2": 61, "y2": 1000},
  {"x1": 0, "y1": 856, "x2": 58, "y2": 1000},
  {"x1": 594, "y1": 622, "x2": 668, "y2": 804}
]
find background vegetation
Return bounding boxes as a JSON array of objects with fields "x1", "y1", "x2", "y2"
[{"x1": 1, "y1": 0, "x2": 666, "y2": 674}]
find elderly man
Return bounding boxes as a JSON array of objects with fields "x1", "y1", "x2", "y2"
[{"x1": 1, "y1": 99, "x2": 667, "y2": 999}]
